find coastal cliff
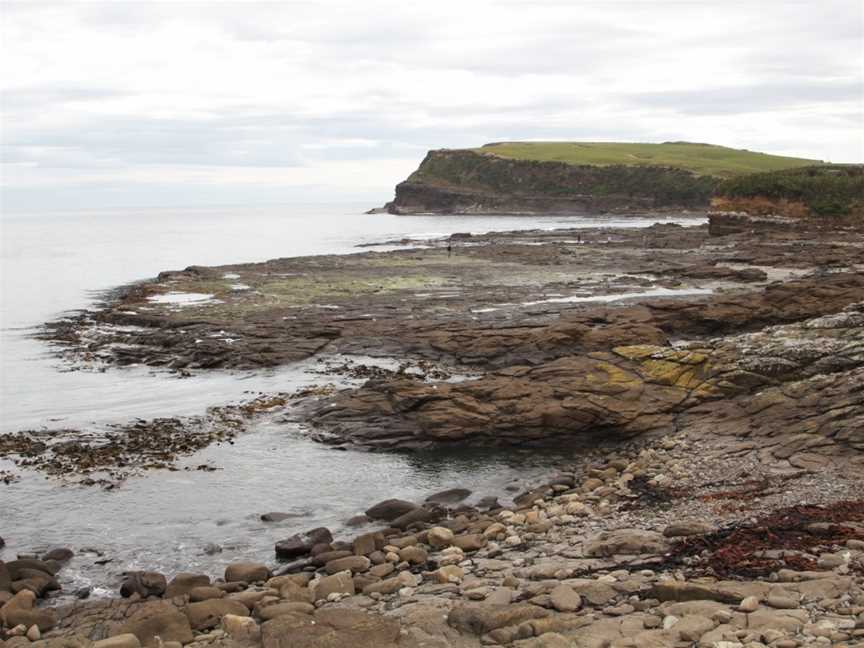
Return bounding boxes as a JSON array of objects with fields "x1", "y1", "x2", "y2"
[
  {"x1": 383, "y1": 150, "x2": 717, "y2": 214},
  {"x1": 708, "y1": 164, "x2": 864, "y2": 235},
  {"x1": 378, "y1": 142, "x2": 823, "y2": 215}
]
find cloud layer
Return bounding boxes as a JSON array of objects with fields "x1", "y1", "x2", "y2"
[{"x1": 1, "y1": 0, "x2": 862, "y2": 210}]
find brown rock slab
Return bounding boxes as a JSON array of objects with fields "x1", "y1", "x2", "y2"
[
  {"x1": 164, "y1": 573, "x2": 211, "y2": 599},
  {"x1": 224, "y1": 562, "x2": 270, "y2": 584},
  {"x1": 261, "y1": 608, "x2": 399, "y2": 648},
  {"x1": 120, "y1": 572, "x2": 167, "y2": 598},
  {"x1": 184, "y1": 599, "x2": 250, "y2": 631},
  {"x1": 119, "y1": 602, "x2": 194, "y2": 647},
  {"x1": 447, "y1": 603, "x2": 550, "y2": 635},
  {"x1": 365, "y1": 499, "x2": 418, "y2": 521},
  {"x1": 313, "y1": 571, "x2": 355, "y2": 600}
]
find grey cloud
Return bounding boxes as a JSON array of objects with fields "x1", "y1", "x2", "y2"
[
  {"x1": 624, "y1": 81, "x2": 863, "y2": 115},
  {"x1": 1, "y1": 104, "x2": 649, "y2": 172},
  {"x1": 3, "y1": 115, "x2": 307, "y2": 168},
  {"x1": 2, "y1": 86, "x2": 130, "y2": 111}
]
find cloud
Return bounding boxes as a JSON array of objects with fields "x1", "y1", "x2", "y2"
[
  {"x1": 0, "y1": 0, "x2": 861, "y2": 210},
  {"x1": 625, "y1": 80, "x2": 863, "y2": 116}
]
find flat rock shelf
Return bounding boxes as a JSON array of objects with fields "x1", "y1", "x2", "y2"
[{"x1": 2, "y1": 210, "x2": 864, "y2": 648}]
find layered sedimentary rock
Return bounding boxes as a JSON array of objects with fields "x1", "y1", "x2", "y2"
[
  {"x1": 382, "y1": 150, "x2": 718, "y2": 214},
  {"x1": 306, "y1": 285, "x2": 864, "y2": 451}
]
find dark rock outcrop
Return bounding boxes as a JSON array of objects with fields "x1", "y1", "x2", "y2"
[
  {"x1": 382, "y1": 149, "x2": 718, "y2": 215},
  {"x1": 306, "y1": 281, "x2": 864, "y2": 450}
]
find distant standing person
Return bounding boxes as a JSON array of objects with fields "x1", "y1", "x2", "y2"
[{"x1": 447, "y1": 239, "x2": 452, "y2": 257}]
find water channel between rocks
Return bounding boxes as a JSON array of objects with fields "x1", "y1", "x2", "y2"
[{"x1": 0, "y1": 204, "x2": 707, "y2": 596}]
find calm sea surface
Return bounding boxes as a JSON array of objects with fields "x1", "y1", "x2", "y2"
[{"x1": 0, "y1": 204, "x2": 703, "y2": 594}]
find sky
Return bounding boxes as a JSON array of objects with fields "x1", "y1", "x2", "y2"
[{"x1": 1, "y1": 0, "x2": 862, "y2": 211}]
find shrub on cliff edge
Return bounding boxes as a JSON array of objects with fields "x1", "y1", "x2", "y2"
[{"x1": 717, "y1": 165, "x2": 864, "y2": 217}]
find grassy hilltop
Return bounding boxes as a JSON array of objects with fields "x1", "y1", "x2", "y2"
[
  {"x1": 384, "y1": 141, "x2": 829, "y2": 215},
  {"x1": 471, "y1": 141, "x2": 822, "y2": 178}
]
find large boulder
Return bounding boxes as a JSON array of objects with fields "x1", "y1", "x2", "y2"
[
  {"x1": 224, "y1": 562, "x2": 270, "y2": 584},
  {"x1": 364, "y1": 499, "x2": 418, "y2": 521},
  {"x1": 188, "y1": 586, "x2": 225, "y2": 602},
  {"x1": 324, "y1": 556, "x2": 370, "y2": 575},
  {"x1": 275, "y1": 528, "x2": 333, "y2": 560},
  {"x1": 5, "y1": 559, "x2": 58, "y2": 579},
  {"x1": 41, "y1": 548, "x2": 74, "y2": 563},
  {"x1": 313, "y1": 571, "x2": 355, "y2": 600},
  {"x1": 222, "y1": 614, "x2": 261, "y2": 644},
  {"x1": 164, "y1": 573, "x2": 211, "y2": 599},
  {"x1": 184, "y1": 599, "x2": 250, "y2": 631},
  {"x1": 391, "y1": 506, "x2": 439, "y2": 530},
  {"x1": 120, "y1": 572, "x2": 167, "y2": 598},
  {"x1": 12, "y1": 568, "x2": 61, "y2": 597},
  {"x1": 1, "y1": 590, "x2": 58, "y2": 632},
  {"x1": 0, "y1": 590, "x2": 35, "y2": 622},
  {"x1": 425, "y1": 488, "x2": 472, "y2": 504},
  {"x1": 118, "y1": 601, "x2": 194, "y2": 647}
]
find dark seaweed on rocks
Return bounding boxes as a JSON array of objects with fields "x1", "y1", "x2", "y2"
[{"x1": 668, "y1": 500, "x2": 864, "y2": 578}]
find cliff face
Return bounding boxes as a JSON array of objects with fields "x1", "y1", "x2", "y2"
[
  {"x1": 708, "y1": 165, "x2": 864, "y2": 236},
  {"x1": 383, "y1": 149, "x2": 719, "y2": 215}
]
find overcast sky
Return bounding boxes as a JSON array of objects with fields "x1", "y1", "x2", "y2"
[{"x1": 1, "y1": 0, "x2": 862, "y2": 211}]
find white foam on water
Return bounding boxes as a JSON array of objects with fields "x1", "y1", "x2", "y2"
[
  {"x1": 523, "y1": 286, "x2": 714, "y2": 306},
  {"x1": 474, "y1": 287, "x2": 713, "y2": 313},
  {"x1": 147, "y1": 292, "x2": 219, "y2": 306}
]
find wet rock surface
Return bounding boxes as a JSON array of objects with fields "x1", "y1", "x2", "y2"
[
  {"x1": 3, "y1": 428, "x2": 863, "y2": 647},
  {"x1": 305, "y1": 294, "x2": 864, "y2": 450},
  {"x1": 3, "y1": 214, "x2": 864, "y2": 647},
  {"x1": 38, "y1": 220, "x2": 864, "y2": 374}
]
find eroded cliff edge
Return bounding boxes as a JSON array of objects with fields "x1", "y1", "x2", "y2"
[{"x1": 380, "y1": 149, "x2": 718, "y2": 215}]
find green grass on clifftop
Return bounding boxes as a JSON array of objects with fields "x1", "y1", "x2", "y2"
[{"x1": 471, "y1": 142, "x2": 822, "y2": 178}]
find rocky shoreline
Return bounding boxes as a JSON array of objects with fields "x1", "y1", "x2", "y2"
[
  {"x1": 3, "y1": 210, "x2": 864, "y2": 647},
  {"x1": 2, "y1": 428, "x2": 862, "y2": 647}
]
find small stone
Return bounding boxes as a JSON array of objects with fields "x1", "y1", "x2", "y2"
[
  {"x1": 325, "y1": 555, "x2": 371, "y2": 574},
  {"x1": 451, "y1": 534, "x2": 486, "y2": 552},
  {"x1": 435, "y1": 566, "x2": 464, "y2": 584},
  {"x1": 184, "y1": 599, "x2": 250, "y2": 631},
  {"x1": 739, "y1": 596, "x2": 760, "y2": 612},
  {"x1": 663, "y1": 522, "x2": 713, "y2": 537},
  {"x1": 26, "y1": 625, "x2": 41, "y2": 641},
  {"x1": 365, "y1": 498, "x2": 418, "y2": 521},
  {"x1": 549, "y1": 585, "x2": 582, "y2": 612},
  {"x1": 41, "y1": 548, "x2": 74, "y2": 563},
  {"x1": 120, "y1": 571, "x2": 167, "y2": 598},
  {"x1": 398, "y1": 546, "x2": 428, "y2": 565},
  {"x1": 427, "y1": 527, "x2": 455, "y2": 548},
  {"x1": 766, "y1": 591, "x2": 799, "y2": 609},
  {"x1": 482, "y1": 523, "x2": 506, "y2": 539},
  {"x1": 224, "y1": 562, "x2": 270, "y2": 583},
  {"x1": 93, "y1": 634, "x2": 142, "y2": 648},
  {"x1": 189, "y1": 586, "x2": 225, "y2": 602},
  {"x1": 313, "y1": 570, "x2": 355, "y2": 600}
]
